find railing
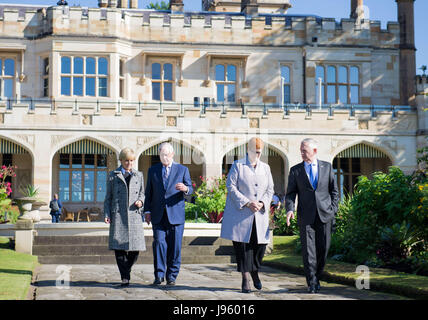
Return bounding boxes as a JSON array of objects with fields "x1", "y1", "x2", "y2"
[{"x1": 0, "y1": 97, "x2": 415, "y2": 118}]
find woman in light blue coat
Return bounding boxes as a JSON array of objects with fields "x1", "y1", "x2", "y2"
[{"x1": 221, "y1": 137, "x2": 274, "y2": 293}]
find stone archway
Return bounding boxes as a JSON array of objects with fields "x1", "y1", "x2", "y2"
[
  {"x1": 138, "y1": 139, "x2": 205, "y2": 188},
  {"x1": 51, "y1": 138, "x2": 118, "y2": 217},
  {"x1": 221, "y1": 142, "x2": 288, "y2": 196},
  {"x1": 332, "y1": 142, "x2": 393, "y2": 199},
  {"x1": 0, "y1": 137, "x2": 33, "y2": 199}
]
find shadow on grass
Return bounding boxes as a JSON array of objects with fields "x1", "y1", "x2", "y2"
[{"x1": 0, "y1": 268, "x2": 33, "y2": 276}]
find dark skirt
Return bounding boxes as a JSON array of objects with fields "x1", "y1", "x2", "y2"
[{"x1": 232, "y1": 217, "x2": 267, "y2": 272}]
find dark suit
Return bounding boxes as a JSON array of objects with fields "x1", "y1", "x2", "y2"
[
  {"x1": 143, "y1": 162, "x2": 193, "y2": 282},
  {"x1": 285, "y1": 160, "x2": 339, "y2": 287}
]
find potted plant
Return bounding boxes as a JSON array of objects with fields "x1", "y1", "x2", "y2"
[{"x1": 194, "y1": 176, "x2": 227, "y2": 223}]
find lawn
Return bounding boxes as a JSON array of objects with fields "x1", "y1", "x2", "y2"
[
  {"x1": 264, "y1": 236, "x2": 428, "y2": 300},
  {"x1": 0, "y1": 237, "x2": 38, "y2": 300}
]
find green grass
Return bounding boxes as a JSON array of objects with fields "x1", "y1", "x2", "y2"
[
  {"x1": 0, "y1": 237, "x2": 38, "y2": 300},
  {"x1": 264, "y1": 236, "x2": 428, "y2": 300}
]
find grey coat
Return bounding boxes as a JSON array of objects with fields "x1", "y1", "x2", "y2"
[
  {"x1": 220, "y1": 156, "x2": 274, "y2": 244},
  {"x1": 104, "y1": 167, "x2": 146, "y2": 251}
]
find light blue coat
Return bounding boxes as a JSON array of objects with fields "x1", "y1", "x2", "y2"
[{"x1": 220, "y1": 156, "x2": 274, "y2": 244}]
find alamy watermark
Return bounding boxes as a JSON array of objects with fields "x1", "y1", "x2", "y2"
[
  {"x1": 355, "y1": 265, "x2": 370, "y2": 290},
  {"x1": 56, "y1": 265, "x2": 72, "y2": 289}
]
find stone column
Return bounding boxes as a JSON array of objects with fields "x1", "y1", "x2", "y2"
[
  {"x1": 396, "y1": 0, "x2": 416, "y2": 106},
  {"x1": 33, "y1": 132, "x2": 53, "y2": 204},
  {"x1": 130, "y1": 0, "x2": 138, "y2": 8}
]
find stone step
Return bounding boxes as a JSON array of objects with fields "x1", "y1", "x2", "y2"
[
  {"x1": 37, "y1": 254, "x2": 236, "y2": 265},
  {"x1": 33, "y1": 244, "x2": 235, "y2": 256},
  {"x1": 33, "y1": 236, "x2": 232, "y2": 246}
]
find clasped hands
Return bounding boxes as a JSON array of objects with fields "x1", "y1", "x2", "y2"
[{"x1": 246, "y1": 201, "x2": 264, "y2": 213}]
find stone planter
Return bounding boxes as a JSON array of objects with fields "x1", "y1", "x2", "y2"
[
  {"x1": 29, "y1": 201, "x2": 47, "y2": 223},
  {"x1": 14, "y1": 197, "x2": 38, "y2": 221}
]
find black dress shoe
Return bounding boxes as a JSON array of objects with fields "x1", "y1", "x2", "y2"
[
  {"x1": 250, "y1": 271, "x2": 262, "y2": 290},
  {"x1": 308, "y1": 285, "x2": 316, "y2": 294},
  {"x1": 167, "y1": 279, "x2": 176, "y2": 286},
  {"x1": 152, "y1": 278, "x2": 164, "y2": 285},
  {"x1": 115, "y1": 279, "x2": 129, "y2": 288}
]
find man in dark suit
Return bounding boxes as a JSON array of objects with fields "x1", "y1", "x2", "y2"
[
  {"x1": 285, "y1": 138, "x2": 339, "y2": 293},
  {"x1": 144, "y1": 142, "x2": 193, "y2": 286}
]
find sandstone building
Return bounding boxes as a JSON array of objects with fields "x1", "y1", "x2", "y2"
[{"x1": 0, "y1": 0, "x2": 425, "y2": 218}]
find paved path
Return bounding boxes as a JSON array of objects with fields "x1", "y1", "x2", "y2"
[{"x1": 32, "y1": 264, "x2": 405, "y2": 300}]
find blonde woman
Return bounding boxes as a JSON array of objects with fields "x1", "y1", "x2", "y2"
[
  {"x1": 221, "y1": 137, "x2": 274, "y2": 293},
  {"x1": 104, "y1": 148, "x2": 146, "y2": 287}
]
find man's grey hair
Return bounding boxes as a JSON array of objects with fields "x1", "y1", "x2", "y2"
[
  {"x1": 301, "y1": 138, "x2": 318, "y2": 150},
  {"x1": 158, "y1": 142, "x2": 174, "y2": 154}
]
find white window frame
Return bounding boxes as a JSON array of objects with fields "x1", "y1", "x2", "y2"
[
  {"x1": 150, "y1": 58, "x2": 176, "y2": 102},
  {"x1": 0, "y1": 54, "x2": 17, "y2": 100},
  {"x1": 60, "y1": 55, "x2": 109, "y2": 98}
]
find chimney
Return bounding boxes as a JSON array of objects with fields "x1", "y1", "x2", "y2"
[
  {"x1": 170, "y1": 0, "x2": 184, "y2": 12},
  {"x1": 98, "y1": 0, "x2": 108, "y2": 7},
  {"x1": 350, "y1": 0, "x2": 364, "y2": 21},
  {"x1": 396, "y1": 0, "x2": 416, "y2": 106}
]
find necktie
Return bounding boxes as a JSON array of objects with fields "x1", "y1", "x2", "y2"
[
  {"x1": 309, "y1": 164, "x2": 317, "y2": 190},
  {"x1": 163, "y1": 166, "x2": 169, "y2": 187}
]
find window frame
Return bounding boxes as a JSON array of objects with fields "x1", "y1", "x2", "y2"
[
  {"x1": 42, "y1": 56, "x2": 50, "y2": 98},
  {"x1": 60, "y1": 55, "x2": 109, "y2": 98},
  {"x1": 0, "y1": 55, "x2": 17, "y2": 100},
  {"x1": 280, "y1": 64, "x2": 292, "y2": 105},
  {"x1": 58, "y1": 153, "x2": 109, "y2": 204},
  {"x1": 213, "y1": 61, "x2": 239, "y2": 104},
  {"x1": 315, "y1": 64, "x2": 361, "y2": 105},
  {"x1": 150, "y1": 58, "x2": 176, "y2": 102}
]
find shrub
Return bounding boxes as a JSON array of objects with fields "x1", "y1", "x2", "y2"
[
  {"x1": 0, "y1": 165, "x2": 17, "y2": 224},
  {"x1": 272, "y1": 208, "x2": 299, "y2": 236},
  {"x1": 329, "y1": 166, "x2": 427, "y2": 274}
]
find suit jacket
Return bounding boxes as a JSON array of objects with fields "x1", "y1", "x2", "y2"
[
  {"x1": 285, "y1": 160, "x2": 339, "y2": 226},
  {"x1": 143, "y1": 162, "x2": 193, "y2": 225},
  {"x1": 220, "y1": 156, "x2": 274, "y2": 244},
  {"x1": 103, "y1": 167, "x2": 146, "y2": 251}
]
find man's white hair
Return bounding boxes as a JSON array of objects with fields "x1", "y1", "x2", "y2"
[
  {"x1": 301, "y1": 138, "x2": 318, "y2": 150},
  {"x1": 158, "y1": 142, "x2": 174, "y2": 154}
]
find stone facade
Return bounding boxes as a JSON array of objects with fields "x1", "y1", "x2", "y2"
[{"x1": 0, "y1": 2, "x2": 425, "y2": 212}]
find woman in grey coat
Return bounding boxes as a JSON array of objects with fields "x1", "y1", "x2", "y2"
[
  {"x1": 104, "y1": 147, "x2": 146, "y2": 287},
  {"x1": 221, "y1": 137, "x2": 274, "y2": 293}
]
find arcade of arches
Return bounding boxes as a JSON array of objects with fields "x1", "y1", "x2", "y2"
[{"x1": 0, "y1": 137, "x2": 393, "y2": 221}]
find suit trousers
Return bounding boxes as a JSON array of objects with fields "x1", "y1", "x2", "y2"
[
  {"x1": 299, "y1": 213, "x2": 332, "y2": 286},
  {"x1": 114, "y1": 250, "x2": 139, "y2": 281},
  {"x1": 232, "y1": 217, "x2": 267, "y2": 273},
  {"x1": 152, "y1": 211, "x2": 184, "y2": 281}
]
